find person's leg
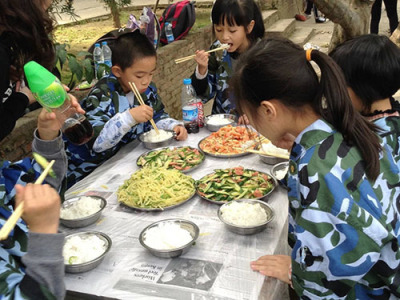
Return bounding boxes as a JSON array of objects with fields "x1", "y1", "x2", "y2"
[
  {"x1": 383, "y1": 0, "x2": 399, "y2": 33},
  {"x1": 313, "y1": 5, "x2": 319, "y2": 18},
  {"x1": 305, "y1": 0, "x2": 313, "y2": 15},
  {"x1": 371, "y1": 0, "x2": 383, "y2": 33}
]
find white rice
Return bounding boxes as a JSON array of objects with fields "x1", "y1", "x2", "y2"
[
  {"x1": 207, "y1": 116, "x2": 234, "y2": 126},
  {"x1": 261, "y1": 143, "x2": 290, "y2": 156},
  {"x1": 274, "y1": 167, "x2": 289, "y2": 180},
  {"x1": 144, "y1": 222, "x2": 193, "y2": 250},
  {"x1": 221, "y1": 201, "x2": 268, "y2": 227},
  {"x1": 60, "y1": 196, "x2": 102, "y2": 220},
  {"x1": 63, "y1": 234, "x2": 107, "y2": 264},
  {"x1": 143, "y1": 129, "x2": 173, "y2": 143}
]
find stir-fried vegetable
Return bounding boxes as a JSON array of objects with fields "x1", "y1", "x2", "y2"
[
  {"x1": 196, "y1": 166, "x2": 274, "y2": 202},
  {"x1": 137, "y1": 146, "x2": 204, "y2": 172},
  {"x1": 199, "y1": 125, "x2": 258, "y2": 155}
]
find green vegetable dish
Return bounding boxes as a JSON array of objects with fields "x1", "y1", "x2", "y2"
[
  {"x1": 137, "y1": 146, "x2": 205, "y2": 172},
  {"x1": 196, "y1": 166, "x2": 276, "y2": 203}
]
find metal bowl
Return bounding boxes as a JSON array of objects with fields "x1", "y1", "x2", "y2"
[
  {"x1": 218, "y1": 199, "x2": 274, "y2": 235},
  {"x1": 138, "y1": 130, "x2": 175, "y2": 149},
  {"x1": 64, "y1": 231, "x2": 112, "y2": 273},
  {"x1": 271, "y1": 161, "x2": 289, "y2": 180},
  {"x1": 60, "y1": 196, "x2": 107, "y2": 228},
  {"x1": 204, "y1": 114, "x2": 237, "y2": 132},
  {"x1": 139, "y1": 218, "x2": 199, "y2": 258},
  {"x1": 259, "y1": 153, "x2": 288, "y2": 165}
]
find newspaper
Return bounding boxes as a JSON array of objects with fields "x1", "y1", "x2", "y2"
[{"x1": 64, "y1": 129, "x2": 290, "y2": 300}]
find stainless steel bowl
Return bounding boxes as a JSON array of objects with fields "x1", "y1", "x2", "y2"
[
  {"x1": 60, "y1": 196, "x2": 107, "y2": 228},
  {"x1": 138, "y1": 130, "x2": 175, "y2": 149},
  {"x1": 218, "y1": 199, "x2": 274, "y2": 235},
  {"x1": 259, "y1": 153, "x2": 288, "y2": 165},
  {"x1": 64, "y1": 231, "x2": 112, "y2": 273},
  {"x1": 271, "y1": 162, "x2": 289, "y2": 180},
  {"x1": 139, "y1": 218, "x2": 199, "y2": 258},
  {"x1": 204, "y1": 114, "x2": 237, "y2": 132}
]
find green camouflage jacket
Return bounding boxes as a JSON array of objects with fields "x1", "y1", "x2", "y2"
[{"x1": 287, "y1": 119, "x2": 400, "y2": 299}]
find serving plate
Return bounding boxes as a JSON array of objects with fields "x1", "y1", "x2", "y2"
[
  {"x1": 196, "y1": 167, "x2": 277, "y2": 205},
  {"x1": 136, "y1": 146, "x2": 205, "y2": 173},
  {"x1": 198, "y1": 137, "x2": 252, "y2": 158}
]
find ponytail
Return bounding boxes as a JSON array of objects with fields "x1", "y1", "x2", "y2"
[
  {"x1": 309, "y1": 50, "x2": 382, "y2": 180},
  {"x1": 232, "y1": 37, "x2": 382, "y2": 181}
]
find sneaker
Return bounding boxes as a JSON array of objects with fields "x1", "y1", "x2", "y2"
[
  {"x1": 315, "y1": 16, "x2": 326, "y2": 23},
  {"x1": 304, "y1": 13, "x2": 312, "y2": 19}
]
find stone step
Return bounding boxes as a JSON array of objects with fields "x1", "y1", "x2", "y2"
[
  {"x1": 265, "y1": 18, "x2": 296, "y2": 38},
  {"x1": 262, "y1": 10, "x2": 279, "y2": 29},
  {"x1": 289, "y1": 27, "x2": 316, "y2": 46}
]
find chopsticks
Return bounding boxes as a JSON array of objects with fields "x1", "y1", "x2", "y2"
[
  {"x1": 246, "y1": 149, "x2": 290, "y2": 160},
  {"x1": 174, "y1": 44, "x2": 230, "y2": 64},
  {"x1": 128, "y1": 82, "x2": 160, "y2": 135},
  {"x1": 0, "y1": 160, "x2": 55, "y2": 241}
]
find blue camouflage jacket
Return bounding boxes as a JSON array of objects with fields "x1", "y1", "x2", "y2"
[
  {"x1": 287, "y1": 119, "x2": 400, "y2": 299},
  {"x1": 65, "y1": 75, "x2": 177, "y2": 188}
]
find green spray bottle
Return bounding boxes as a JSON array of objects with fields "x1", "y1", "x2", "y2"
[{"x1": 24, "y1": 61, "x2": 93, "y2": 145}]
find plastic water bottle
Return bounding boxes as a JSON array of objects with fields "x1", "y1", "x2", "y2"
[
  {"x1": 181, "y1": 78, "x2": 199, "y2": 133},
  {"x1": 24, "y1": 61, "x2": 94, "y2": 145},
  {"x1": 93, "y1": 43, "x2": 104, "y2": 79},
  {"x1": 101, "y1": 41, "x2": 112, "y2": 71},
  {"x1": 196, "y1": 100, "x2": 204, "y2": 127},
  {"x1": 165, "y1": 22, "x2": 174, "y2": 44}
]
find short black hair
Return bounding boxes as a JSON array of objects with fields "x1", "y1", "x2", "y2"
[
  {"x1": 330, "y1": 34, "x2": 400, "y2": 112},
  {"x1": 211, "y1": 0, "x2": 265, "y2": 44},
  {"x1": 111, "y1": 30, "x2": 156, "y2": 71}
]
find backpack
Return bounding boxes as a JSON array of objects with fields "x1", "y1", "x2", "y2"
[
  {"x1": 127, "y1": 7, "x2": 161, "y2": 49},
  {"x1": 159, "y1": 0, "x2": 196, "y2": 45}
]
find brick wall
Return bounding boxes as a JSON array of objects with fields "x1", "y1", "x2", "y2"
[{"x1": 0, "y1": 25, "x2": 213, "y2": 162}]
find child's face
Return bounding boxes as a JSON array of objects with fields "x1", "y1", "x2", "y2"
[
  {"x1": 114, "y1": 56, "x2": 157, "y2": 94},
  {"x1": 214, "y1": 19, "x2": 253, "y2": 53}
]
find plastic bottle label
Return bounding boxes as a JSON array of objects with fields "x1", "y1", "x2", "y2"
[
  {"x1": 35, "y1": 80, "x2": 67, "y2": 108},
  {"x1": 167, "y1": 35, "x2": 174, "y2": 43},
  {"x1": 104, "y1": 60, "x2": 112, "y2": 67},
  {"x1": 182, "y1": 105, "x2": 198, "y2": 122}
]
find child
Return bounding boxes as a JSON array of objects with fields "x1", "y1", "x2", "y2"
[
  {"x1": 190, "y1": 0, "x2": 264, "y2": 115},
  {"x1": 66, "y1": 31, "x2": 187, "y2": 188},
  {"x1": 330, "y1": 34, "x2": 400, "y2": 168},
  {"x1": 0, "y1": 105, "x2": 75, "y2": 299},
  {"x1": 231, "y1": 37, "x2": 400, "y2": 298}
]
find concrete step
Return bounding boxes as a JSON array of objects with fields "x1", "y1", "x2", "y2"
[
  {"x1": 265, "y1": 18, "x2": 296, "y2": 39},
  {"x1": 289, "y1": 27, "x2": 316, "y2": 46},
  {"x1": 262, "y1": 10, "x2": 279, "y2": 30}
]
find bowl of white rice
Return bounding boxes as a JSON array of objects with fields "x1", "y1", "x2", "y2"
[
  {"x1": 204, "y1": 114, "x2": 237, "y2": 132},
  {"x1": 139, "y1": 218, "x2": 199, "y2": 258},
  {"x1": 64, "y1": 231, "x2": 112, "y2": 273},
  {"x1": 60, "y1": 196, "x2": 107, "y2": 228},
  {"x1": 138, "y1": 129, "x2": 175, "y2": 149},
  {"x1": 218, "y1": 199, "x2": 274, "y2": 235}
]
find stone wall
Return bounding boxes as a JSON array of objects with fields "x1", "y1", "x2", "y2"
[
  {"x1": 263, "y1": 0, "x2": 303, "y2": 18},
  {"x1": 0, "y1": 25, "x2": 213, "y2": 162}
]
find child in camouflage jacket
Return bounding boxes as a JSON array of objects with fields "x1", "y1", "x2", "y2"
[{"x1": 66, "y1": 31, "x2": 187, "y2": 188}]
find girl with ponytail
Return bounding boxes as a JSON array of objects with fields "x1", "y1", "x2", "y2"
[{"x1": 233, "y1": 37, "x2": 400, "y2": 298}]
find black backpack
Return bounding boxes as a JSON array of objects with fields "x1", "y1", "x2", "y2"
[{"x1": 159, "y1": 0, "x2": 196, "y2": 45}]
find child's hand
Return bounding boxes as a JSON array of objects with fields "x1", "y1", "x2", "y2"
[
  {"x1": 250, "y1": 255, "x2": 291, "y2": 284},
  {"x1": 129, "y1": 105, "x2": 154, "y2": 123},
  {"x1": 194, "y1": 50, "x2": 210, "y2": 76},
  {"x1": 238, "y1": 114, "x2": 249, "y2": 125},
  {"x1": 68, "y1": 93, "x2": 86, "y2": 115},
  {"x1": 173, "y1": 125, "x2": 188, "y2": 141},
  {"x1": 15, "y1": 183, "x2": 61, "y2": 234},
  {"x1": 37, "y1": 108, "x2": 60, "y2": 141}
]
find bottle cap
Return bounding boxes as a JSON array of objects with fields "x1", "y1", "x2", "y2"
[
  {"x1": 183, "y1": 78, "x2": 191, "y2": 85},
  {"x1": 95, "y1": 43, "x2": 101, "y2": 47},
  {"x1": 101, "y1": 41, "x2": 107, "y2": 45},
  {"x1": 24, "y1": 61, "x2": 56, "y2": 93}
]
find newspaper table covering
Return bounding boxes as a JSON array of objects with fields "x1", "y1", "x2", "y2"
[{"x1": 64, "y1": 128, "x2": 290, "y2": 300}]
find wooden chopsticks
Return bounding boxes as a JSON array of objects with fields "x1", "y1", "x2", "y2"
[
  {"x1": 0, "y1": 160, "x2": 55, "y2": 241},
  {"x1": 128, "y1": 82, "x2": 160, "y2": 135},
  {"x1": 174, "y1": 44, "x2": 230, "y2": 64}
]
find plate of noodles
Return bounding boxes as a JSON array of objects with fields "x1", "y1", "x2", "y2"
[{"x1": 117, "y1": 167, "x2": 196, "y2": 211}]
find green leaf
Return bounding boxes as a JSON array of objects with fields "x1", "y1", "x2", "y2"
[
  {"x1": 77, "y1": 51, "x2": 92, "y2": 57},
  {"x1": 83, "y1": 58, "x2": 95, "y2": 84},
  {"x1": 68, "y1": 56, "x2": 83, "y2": 81}
]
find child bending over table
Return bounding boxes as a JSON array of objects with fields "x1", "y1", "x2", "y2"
[
  {"x1": 232, "y1": 37, "x2": 400, "y2": 298},
  {"x1": 330, "y1": 34, "x2": 400, "y2": 169},
  {"x1": 66, "y1": 30, "x2": 187, "y2": 188}
]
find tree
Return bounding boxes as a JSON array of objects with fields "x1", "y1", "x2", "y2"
[
  {"x1": 99, "y1": 0, "x2": 132, "y2": 28},
  {"x1": 313, "y1": 0, "x2": 375, "y2": 51},
  {"x1": 390, "y1": 23, "x2": 400, "y2": 47}
]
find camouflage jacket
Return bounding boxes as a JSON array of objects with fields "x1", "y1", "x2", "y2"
[
  {"x1": 65, "y1": 75, "x2": 174, "y2": 188},
  {"x1": 287, "y1": 119, "x2": 400, "y2": 299},
  {"x1": 191, "y1": 40, "x2": 237, "y2": 114},
  {"x1": 0, "y1": 132, "x2": 66, "y2": 299}
]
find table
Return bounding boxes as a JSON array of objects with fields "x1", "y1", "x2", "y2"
[{"x1": 64, "y1": 128, "x2": 290, "y2": 300}]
